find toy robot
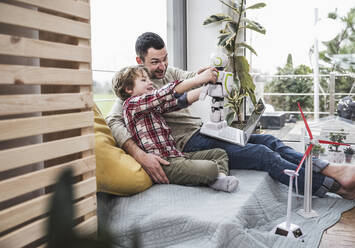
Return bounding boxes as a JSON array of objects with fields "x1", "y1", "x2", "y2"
[
  {"x1": 199, "y1": 52, "x2": 234, "y2": 124},
  {"x1": 199, "y1": 51, "x2": 242, "y2": 144}
]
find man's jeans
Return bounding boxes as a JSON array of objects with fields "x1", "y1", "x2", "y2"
[{"x1": 183, "y1": 131, "x2": 334, "y2": 197}]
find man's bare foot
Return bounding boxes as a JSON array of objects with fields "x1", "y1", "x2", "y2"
[
  {"x1": 336, "y1": 186, "x2": 355, "y2": 200},
  {"x1": 322, "y1": 164, "x2": 355, "y2": 190}
]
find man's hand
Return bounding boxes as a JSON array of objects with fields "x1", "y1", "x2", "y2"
[
  {"x1": 122, "y1": 139, "x2": 170, "y2": 184},
  {"x1": 140, "y1": 153, "x2": 170, "y2": 184}
]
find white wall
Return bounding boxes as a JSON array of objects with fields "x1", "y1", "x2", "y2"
[
  {"x1": 186, "y1": 0, "x2": 223, "y2": 120},
  {"x1": 187, "y1": 0, "x2": 222, "y2": 71}
]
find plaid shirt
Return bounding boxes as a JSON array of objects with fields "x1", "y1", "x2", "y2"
[{"x1": 123, "y1": 80, "x2": 188, "y2": 158}]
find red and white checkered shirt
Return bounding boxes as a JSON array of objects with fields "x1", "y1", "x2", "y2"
[{"x1": 123, "y1": 80, "x2": 187, "y2": 158}]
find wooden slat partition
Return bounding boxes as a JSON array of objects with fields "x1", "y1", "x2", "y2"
[
  {"x1": 0, "y1": 155, "x2": 96, "y2": 201},
  {"x1": 0, "y1": 134, "x2": 94, "y2": 172},
  {"x1": 0, "y1": 92, "x2": 93, "y2": 116},
  {"x1": 0, "y1": 111, "x2": 93, "y2": 141},
  {"x1": 0, "y1": 34, "x2": 91, "y2": 62},
  {"x1": 0, "y1": 65, "x2": 92, "y2": 85},
  {"x1": 0, "y1": 3, "x2": 91, "y2": 39},
  {"x1": 0, "y1": 1, "x2": 97, "y2": 247},
  {"x1": 0, "y1": 178, "x2": 96, "y2": 233},
  {"x1": 11, "y1": 0, "x2": 91, "y2": 20},
  {"x1": 0, "y1": 195, "x2": 97, "y2": 248}
]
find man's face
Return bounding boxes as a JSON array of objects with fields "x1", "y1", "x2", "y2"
[{"x1": 141, "y1": 47, "x2": 168, "y2": 79}]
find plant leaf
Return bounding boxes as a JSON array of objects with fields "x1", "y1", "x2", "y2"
[
  {"x1": 203, "y1": 14, "x2": 232, "y2": 25},
  {"x1": 218, "y1": 32, "x2": 235, "y2": 47},
  {"x1": 235, "y1": 56, "x2": 257, "y2": 105},
  {"x1": 243, "y1": 24, "x2": 266, "y2": 35},
  {"x1": 244, "y1": 18, "x2": 266, "y2": 34},
  {"x1": 237, "y1": 42, "x2": 258, "y2": 55},
  {"x1": 246, "y1": 2, "x2": 266, "y2": 10},
  {"x1": 225, "y1": 103, "x2": 236, "y2": 109},
  {"x1": 218, "y1": 0, "x2": 240, "y2": 15},
  {"x1": 47, "y1": 168, "x2": 76, "y2": 247},
  {"x1": 226, "y1": 111, "x2": 236, "y2": 126},
  {"x1": 225, "y1": 33, "x2": 236, "y2": 46},
  {"x1": 227, "y1": 22, "x2": 239, "y2": 33}
]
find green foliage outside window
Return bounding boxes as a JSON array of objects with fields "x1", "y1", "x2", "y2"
[
  {"x1": 266, "y1": 8, "x2": 354, "y2": 115},
  {"x1": 265, "y1": 54, "x2": 313, "y2": 114}
]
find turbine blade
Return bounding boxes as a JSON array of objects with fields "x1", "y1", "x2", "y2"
[
  {"x1": 297, "y1": 102, "x2": 313, "y2": 140},
  {"x1": 319, "y1": 139, "x2": 350, "y2": 146},
  {"x1": 295, "y1": 144, "x2": 313, "y2": 174}
]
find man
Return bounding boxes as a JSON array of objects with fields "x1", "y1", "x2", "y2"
[{"x1": 106, "y1": 32, "x2": 355, "y2": 199}]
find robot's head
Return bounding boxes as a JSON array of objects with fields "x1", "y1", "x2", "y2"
[{"x1": 210, "y1": 51, "x2": 228, "y2": 69}]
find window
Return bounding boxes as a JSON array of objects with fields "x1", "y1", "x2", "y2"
[{"x1": 90, "y1": 0, "x2": 167, "y2": 116}]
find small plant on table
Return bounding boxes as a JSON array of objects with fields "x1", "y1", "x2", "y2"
[{"x1": 344, "y1": 146, "x2": 354, "y2": 163}]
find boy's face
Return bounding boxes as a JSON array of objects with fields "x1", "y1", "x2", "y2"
[
  {"x1": 128, "y1": 70, "x2": 155, "y2": 96},
  {"x1": 137, "y1": 47, "x2": 168, "y2": 79}
]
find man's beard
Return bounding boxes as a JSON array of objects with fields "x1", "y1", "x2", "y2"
[{"x1": 152, "y1": 69, "x2": 165, "y2": 79}]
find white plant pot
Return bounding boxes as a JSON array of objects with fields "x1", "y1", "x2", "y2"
[{"x1": 328, "y1": 151, "x2": 344, "y2": 164}]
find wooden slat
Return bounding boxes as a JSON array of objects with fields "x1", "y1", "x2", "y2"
[
  {"x1": 0, "y1": 65, "x2": 92, "y2": 85},
  {"x1": 0, "y1": 3, "x2": 90, "y2": 39},
  {"x1": 73, "y1": 177, "x2": 97, "y2": 202},
  {"x1": 0, "y1": 111, "x2": 94, "y2": 141},
  {"x1": 0, "y1": 186, "x2": 97, "y2": 233},
  {"x1": 0, "y1": 92, "x2": 93, "y2": 116},
  {"x1": 0, "y1": 134, "x2": 94, "y2": 172},
  {"x1": 0, "y1": 216, "x2": 46, "y2": 248},
  {"x1": 75, "y1": 196, "x2": 97, "y2": 220},
  {"x1": 0, "y1": 155, "x2": 95, "y2": 202},
  {"x1": 0, "y1": 34, "x2": 91, "y2": 62},
  {"x1": 0, "y1": 196, "x2": 97, "y2": 248},
  {"x1": 78, "y1": 32, "x2": 96, "y2": 222},
  {"x1": 75, "y1": 216, "x2": 97, "y2": 236},
  {"x1": 11, "y1": 0, "x2": 90, "y2": 20},
  {"x1": 0, "y1": 194, "x2": 51, "y2": 234}
]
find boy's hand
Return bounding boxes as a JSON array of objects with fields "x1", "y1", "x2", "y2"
[{"x1": 196, "y1": 66, "x2": 211, "y2": 74}]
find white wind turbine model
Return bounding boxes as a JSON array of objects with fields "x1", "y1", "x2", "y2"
[{"x1": 274, "y1": 102, "x2": 349, "y2": 238}]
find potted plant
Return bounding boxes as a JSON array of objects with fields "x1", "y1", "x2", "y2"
[
  {"x1": 343, "y1": 146, "x2": 354, "y2": 163},
  {"x1": 327, "y1": 129, "x2": 348, "y2": 163},
  {"x1": 203, "y1": 0, "x2": 266, "y2": 126},
  {"x1": 312, "y1": 144, "x2": 325, "y2": 159}
]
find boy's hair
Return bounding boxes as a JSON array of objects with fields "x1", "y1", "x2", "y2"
[
  {"x1": 112, "y1": 65, "x2": 150, "y2": 100},
  {"x1": 135, "y1": 32, "x2": 165, "y2": 61}
]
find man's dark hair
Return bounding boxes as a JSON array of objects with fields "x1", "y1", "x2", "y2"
[{"x1": 135, "y1": 32, "x2": 165, "y2": 61}]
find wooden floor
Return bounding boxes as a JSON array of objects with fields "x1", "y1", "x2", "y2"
[{"x1": 320, "y1": 206, "x2": 355, "y2": 247}]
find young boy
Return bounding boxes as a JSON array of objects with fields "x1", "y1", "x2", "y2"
[{"x1": 112, "y1": 65, "x2": 238, "y2": 192}]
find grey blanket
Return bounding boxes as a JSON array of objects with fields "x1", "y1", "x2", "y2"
[{"x1": 97, "y1": 170, "x2": 355, "y2": 248}]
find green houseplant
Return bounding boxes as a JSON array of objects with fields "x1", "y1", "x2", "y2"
[
  {"x1": 328, "y1": 129, "x2": 348, "y2": 152},
  {"x1": 203, "y1": 0, "x2": 266, "y2": 125},
  {"x1": 343, "y1": 146, "x2": 354, "y2": 163},
  {"x1": 312, "y1": 144, "x2": 325, "y2": 159}
]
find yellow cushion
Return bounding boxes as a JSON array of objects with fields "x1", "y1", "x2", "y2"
[{"x1": 94, "y1": 104, "x2": 152, "y2": 195}]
